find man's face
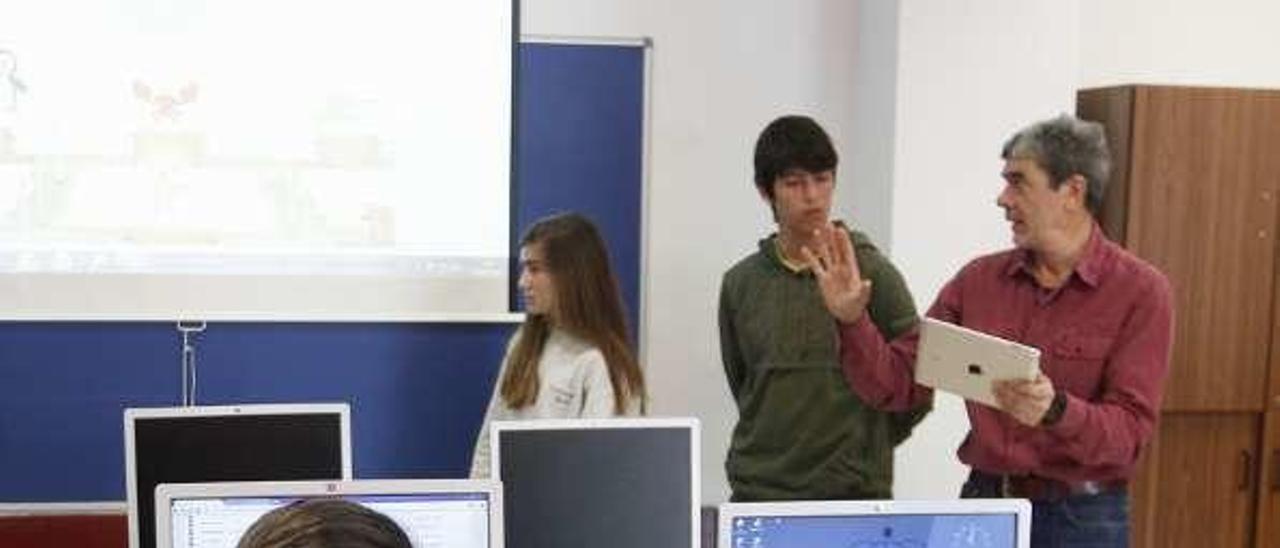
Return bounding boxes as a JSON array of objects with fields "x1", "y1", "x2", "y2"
[
  {"x1": 764, "y1": 168, "x2": 834, "y2": 235},
  {"x1": 997, "y1": 157, "x2": 1081, "y2": 250}
]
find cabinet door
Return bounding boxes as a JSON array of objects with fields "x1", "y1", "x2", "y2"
[
  {"x1": 1077, "y1": 87, "x2": 1134, "y2": 242},
  {"x1": 1257, "y1": 410, "x2": 1280, "y2": 548},
  {"x1": 1131, "y1": 413, "x2": 1259, "y2": 548},
  {"x1": 1125, "y1": 87, "x2": 1280, "y2": 411}
]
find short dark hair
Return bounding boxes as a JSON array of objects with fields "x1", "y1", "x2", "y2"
[
  {"x1": 236, "y1": 499, "x2": 412, "y2": 548},
  {"x1": 1001, "y1": 114, "x2": 1111, "y2": 215},
  {"x1": 753, "y1": 115, "x2": 838, "y2": 199}
]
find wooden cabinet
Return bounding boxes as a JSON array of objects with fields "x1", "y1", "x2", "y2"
[
  {"x1": 1130, "y1": 414, "x2": 1259, "y2": 547},
  {"x1": 1082, "y1": 86, "x2": 1280, "y2": 412},
  {"x1": 1259, "y1": 410, "x2": 1280, "y2": 546},
  {"x1": 1078, "y1": 85, "x2": 1280, "y2": 548}
]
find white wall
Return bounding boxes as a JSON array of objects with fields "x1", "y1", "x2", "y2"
[
  {"x1": 1080, "y1": 0, "x2": 1280, "y2": 89},
  {"x1": 526, "y1": 0, "x2": 1280, "y2": 506},
  {"x1": 847, "y1": 0, "x2": 898, "y2": 248},
  {"x1": 524, "y1": 0, "x2": 1080, "y2": 503},
  {"x1": 882, "y1": 0, "x2": 1079, "y2": 499},
  {"x1": 523, "y1": 0, "x2": 863, "y2": 504}
]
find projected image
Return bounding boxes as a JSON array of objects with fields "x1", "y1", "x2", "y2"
[{"x1": 0, "y1": 1, "x2": 510, "y2": 278}]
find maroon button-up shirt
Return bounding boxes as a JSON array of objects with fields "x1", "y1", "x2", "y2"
[{"x1": 839, "y1": 225, "x2": 1173, "y2": 483}]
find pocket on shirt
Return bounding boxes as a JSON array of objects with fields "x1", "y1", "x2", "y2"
[
  {"x1": 1052, "y1": 332, "x2": 1113, "y2": 360},
  {"x1": 1046, "y1": 331, "x2": 1114, "y2": 398}
]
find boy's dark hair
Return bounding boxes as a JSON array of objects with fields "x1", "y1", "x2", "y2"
[{"x1": 753, "y1": 115, "x2": 838, "y2": 198}]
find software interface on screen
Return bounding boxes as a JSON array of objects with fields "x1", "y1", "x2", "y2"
[
  {"x1": 728, "y1": 512, "x2": 1017, "y2": 548},
  {"x1": 167, "y1": 493, "x2": 491, "y2": 548}
]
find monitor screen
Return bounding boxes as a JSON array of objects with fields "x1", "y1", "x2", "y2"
[
  {"x1": 727, "y1": 512, "x2": 1019, "y2": 547},
  {"x1": 161, "y1": 483, "x2": 496, "y2": 548},
  {"x1": 717, "y1": 500, "x2": 1031, "y2": 548},
  {"x1": 125, "y1": 404, "x2": 351, "y2": 548},
  {"x1": 492, "y1": 418, "x2": 699, "y2": 548}
]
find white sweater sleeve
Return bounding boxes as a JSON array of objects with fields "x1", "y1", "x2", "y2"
[
  {"x1": 470, "y1": 337, "x2": 518, "y2": 478},
  {"x1": 577, "y1": 350, "x2": 619, "y2": 418},
  {"x1": 469, "y1": 385, "x2": 502, "y2": 478}
]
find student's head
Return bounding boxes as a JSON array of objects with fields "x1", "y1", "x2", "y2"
[
  {"x1": 998, "y1": 114, "x2": 1110, "y2": 250},
  {"x1": 514, "y1": 213, "x2": 603, "y2": 321},
  {"x1": 516, "y1": 213, "x2": 617, "y2": 323},
  {"x1": 502, "y1": 212, "x2": 645, "y2": 413},
  {"x1": 236, "y1": 499, "x2": 411, "y2": 548},
  {"x1": 753, "y1": 115, "x2": 838, "y2": 232}
]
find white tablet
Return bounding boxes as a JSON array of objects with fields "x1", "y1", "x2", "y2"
[{"x1": 914, "y1": 317, "x2": 1041, "y2": 407}]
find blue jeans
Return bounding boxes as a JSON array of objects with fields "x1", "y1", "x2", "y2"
[{"x1": 962, "y1": 474, "x2": 1130, "y2": 548}]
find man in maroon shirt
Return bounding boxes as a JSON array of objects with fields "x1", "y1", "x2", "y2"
[{"x1": 800, "y1": 114, "x2": 1173, "y2": 547}]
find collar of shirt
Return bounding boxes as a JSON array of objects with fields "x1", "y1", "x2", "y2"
[
  {"x1": 760, "y1": 220, "x2": 854, "y2": 275},
  {"x1": 772, "y1": 238, "x2": 809, "y2": 274},
  {"x1": 1003, "y1": 222, "x2": 1107, "y2": 289}
]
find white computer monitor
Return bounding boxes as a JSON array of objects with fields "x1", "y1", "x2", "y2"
[
  {"x1": 717, "y1": 499, "x2": 1032, "y2": 548},
  {"x1": 490, "y1": 417, "x2": 700, "y2": 548},
  {"x1": 154, "y1": 479, "x2": 502, "y2": 548},
  {"x1": 124, "y1": 403, "x2": 352, "y2": 548}
]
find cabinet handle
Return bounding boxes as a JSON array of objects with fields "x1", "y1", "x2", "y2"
[{"x1": 1239, "y1": 450, "x2": 1253, "y2": 491}]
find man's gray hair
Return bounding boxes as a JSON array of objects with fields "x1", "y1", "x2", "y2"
[{"x1": 1001, "y1": 114, "x2": 1111, "y2": 215}]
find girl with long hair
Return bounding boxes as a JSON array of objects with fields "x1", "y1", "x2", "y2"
[{"x1": 470, "y1": 212, "x2": 646, "y2": 477}]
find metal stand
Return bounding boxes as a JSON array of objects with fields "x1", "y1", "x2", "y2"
[{"x1": 177, "y1": 321, "x2": 207, "y2": 407}]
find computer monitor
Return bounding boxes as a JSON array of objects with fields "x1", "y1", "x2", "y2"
[
  {"x1": 124, "y1": 403, "x2": 352, "y2": 548},
  {"x1": 490, "y1": 417, "x2": 699, "y2": 548},
  {"x1": 717, "y1": 499, "x2": 1032, "y2": 548},
  {"x1": 154, "y1": 479, "x2": 502, "y2": 548}
]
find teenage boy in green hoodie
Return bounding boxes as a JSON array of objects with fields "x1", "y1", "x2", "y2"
[{"x1": 719, "y1": 115, "x2": 932, "y2": 501}]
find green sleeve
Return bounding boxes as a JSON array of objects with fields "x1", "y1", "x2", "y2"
[
  {"x1": 718, "y1": 275, "x2": 746, "y2": 401},
  {"x1": 854, "y1": 236, "x2": 917, "y2": 339},
  {"x1": 852, "y1": 231, "x2": 933, "y2": 445}
]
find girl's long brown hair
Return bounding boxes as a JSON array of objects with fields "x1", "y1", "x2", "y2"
[{"x1": 499, "y1": 213, "x2": 646, "y2": 414}]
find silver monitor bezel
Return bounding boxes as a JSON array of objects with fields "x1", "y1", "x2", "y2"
[
  {"x1": 124, "y1": 403, "x2": 353, "y2": 548},
  {"x1": 153, "y1": 478, "x2": 502, "y2": 548},
  {"x1": 717, "y1": 498, "x2": 1033, "y2": 548}
]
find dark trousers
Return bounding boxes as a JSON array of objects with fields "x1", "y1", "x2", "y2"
[{"x1": 962, "y1": 472, "x2": 1130, "y2": 548}]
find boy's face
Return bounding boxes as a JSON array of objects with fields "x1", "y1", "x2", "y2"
[{"x1": 763, "y1": 168, "x2": 835, "y2": 235}]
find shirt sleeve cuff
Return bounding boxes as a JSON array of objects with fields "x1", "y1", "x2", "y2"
[
  {"x1": 838, "y1": 313, "x2": 879, "y2": 342},
  {"x1": 1047, "y1": 392, "x2": 1087, "y2": 438}
]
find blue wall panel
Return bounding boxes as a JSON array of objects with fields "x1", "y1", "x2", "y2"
[{"x1": 515, "y1": 43, "x2": 645, "y2": 338}]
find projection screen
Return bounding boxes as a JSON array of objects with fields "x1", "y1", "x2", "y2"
[{"x1": 0, "y1": 1, "x2": 515, "y2": 320}]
